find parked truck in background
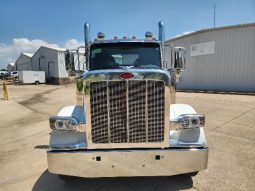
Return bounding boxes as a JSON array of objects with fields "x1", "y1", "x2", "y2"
[{"x1": 47, "y1": 21, "x2": 208, "y2": 179}]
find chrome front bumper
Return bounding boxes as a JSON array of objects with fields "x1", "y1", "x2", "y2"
[{"x1": 47, "y1": 148, "x2": 208, "y2": 178}]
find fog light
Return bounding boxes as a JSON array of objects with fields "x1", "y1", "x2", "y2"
[
  {"x1": 191, "y1": 118, "x2": 200, "y2": 126},
  {"x1": 65, "y1": 120, "x2": 76, "y2": 130},
  {"x1": 55, "y1": 120, "x2": 64, "y2": 129}
]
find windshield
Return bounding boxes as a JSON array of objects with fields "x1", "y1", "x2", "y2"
[{"x1": 89, "y1": 42, "x2": 161, "y2": 70}]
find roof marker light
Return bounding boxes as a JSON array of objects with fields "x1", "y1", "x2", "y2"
[
  {"x1": 97, "y1": 32, "x2": 105, "y2": 40},
  {"x1": 145, "y1": 31, "x2": 153, "y2": 39}
]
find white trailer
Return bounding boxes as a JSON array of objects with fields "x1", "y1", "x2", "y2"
[{"x1": 18, "y1": 71, "x2": 46, "y2": 84}]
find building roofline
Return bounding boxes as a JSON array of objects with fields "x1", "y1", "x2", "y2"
[
  {"x1": 166, "y1": 22, "x2": 255, "y2": 42},
  {"x1": 40, "y1": 46, "x2": 66, "y2": 52},
  {"x1": 21, "y1": 52, "x2": 33, "y2": 57},
  {"x1": 32, "y1": 46, "x2": 67, "y2": 58},
  {"x1": 15, "y1": 53, "x2": 33, "y2": 63}
]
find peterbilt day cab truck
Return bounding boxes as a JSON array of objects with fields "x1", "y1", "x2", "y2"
[{"x1": 47, "y1": 22, "x2": 208, "y2": 179}]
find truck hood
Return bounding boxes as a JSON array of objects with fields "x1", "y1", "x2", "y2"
[{"x1": 83, "y1": 69, "x2": 171, "y2": 87}]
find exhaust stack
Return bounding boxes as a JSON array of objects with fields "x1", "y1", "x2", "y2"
[
  {"x1": 84, "y1": 22, "x2": 90, "y2": 47},
  {"x1": 158, "y1": 21, "x2": 165, "y2": 43}
]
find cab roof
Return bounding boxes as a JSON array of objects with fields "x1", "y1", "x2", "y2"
[{"x1": 91, "y1": 39, "x2": 161, "y2": 45}]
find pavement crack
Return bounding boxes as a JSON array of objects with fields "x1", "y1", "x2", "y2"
[{"x1": 211, "y1": 106, "x2": 255, "y2": 131}]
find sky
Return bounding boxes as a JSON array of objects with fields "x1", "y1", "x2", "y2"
[{"x1": 0, "y1": 0, "x2": 254, "y2": 69}]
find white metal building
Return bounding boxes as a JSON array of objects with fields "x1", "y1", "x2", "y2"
[
  {"x1": 32, "y1": 46, "x2": 85, "y2": 84},
  {"x1": 7, "y1": 63, "x2": 16, "y2": 72},
  {"x1": 15, "y1": 53, "x2": 33, "y2": 71},
  {"x1": 166, "y1": 23, "x2": 255, "y2": 92}
]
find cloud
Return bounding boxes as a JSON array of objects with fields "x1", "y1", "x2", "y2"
[
  {"x1": 174, "y1": 31, "x2": 194, "y2": 38},
  {"x1": 0, "y1": 38, "x2": 59, "y2": 69},
  {"x1": 64, "y1": 39, "x2": 84, "y2": 49},
  {"x1": 0, "y1": 38, "x2": 84, "y2": 69}
]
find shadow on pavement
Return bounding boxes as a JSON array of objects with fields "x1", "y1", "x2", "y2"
[
  {"x1": 34, "y1": 145, "x2": 49, "y2": 149},
  {"x1": 32, "y1": 170, "x2": 193, "y2": 191}
]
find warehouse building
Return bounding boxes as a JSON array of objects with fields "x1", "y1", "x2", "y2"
[
  {"x1": 30, "y1": 46, "x2": 85, "y2": 84},
  {"x1": 15, "y1": 53, "x2": 33, "y2": 71},
  {"x1": 166, "y1": 23, "x2": 255, "y2": 92}
]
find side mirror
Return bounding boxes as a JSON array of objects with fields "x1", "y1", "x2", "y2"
[
  {"x1": 65, "y1": 50, "x2": 75, "y2": 76},
  {"x1": 172, "y1": 47, "x2": 186, "y2": 71},
  {"x1": 65, "y1": 47, "x2": 86, "y2": 78}
]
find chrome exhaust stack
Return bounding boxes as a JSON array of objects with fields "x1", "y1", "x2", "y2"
[
  {"x1": 158, "y1": 21, "x2": 165, "y2": 43},
  {"x1": 84, "y1": 22, "x2": 90, "y2": 47},
  {"x1": 84, "y1": 22, "x2": 90, "y2": 69},
  {"x1": 158, "y1": 21, "x2": 166, "y2": 68}
]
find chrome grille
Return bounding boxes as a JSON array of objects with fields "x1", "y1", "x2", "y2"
[{"x1": 90, "y1": 80, "x2": 165, "y2": 144}]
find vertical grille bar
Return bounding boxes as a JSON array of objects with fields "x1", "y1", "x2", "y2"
[
  {"x1": 106, "y1": 81, "x2": 111, "y2": 143},
  {"x1": 145, "y1": 80, "x2": 148, "y2": 142},
  {"x1": 126, "y1": 80, "x2": 130, "y2": 143}
]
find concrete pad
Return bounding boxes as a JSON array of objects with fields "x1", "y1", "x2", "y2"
[{"x1": 0, "y1": 84, "x2": 255, "y2": 191}]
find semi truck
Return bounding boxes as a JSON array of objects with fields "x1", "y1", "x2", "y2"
[{"x1": 47, "y1": 21, "x2": 208, "y2": 180}]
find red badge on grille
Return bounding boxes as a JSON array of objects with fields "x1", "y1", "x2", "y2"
[{"x1": 119, "y1": 72, "x2": 134, "y2": 79}]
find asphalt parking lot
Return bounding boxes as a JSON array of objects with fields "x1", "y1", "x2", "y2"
[{"x1": 0, "y1": 82, "x2": 254, "y2": 191}]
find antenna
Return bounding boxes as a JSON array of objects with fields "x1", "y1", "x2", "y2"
[{"x1": 213, "y1": 0, "x2": 216, "y2": 28}]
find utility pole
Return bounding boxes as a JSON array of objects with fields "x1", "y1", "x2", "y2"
[{"x1": 214, "y1": 0, "x2": 216, "y2": 28}]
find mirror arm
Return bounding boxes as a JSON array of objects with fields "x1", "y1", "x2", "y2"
[{"x1": 84, "y1": 48, "x2": 89, "y2": 70}]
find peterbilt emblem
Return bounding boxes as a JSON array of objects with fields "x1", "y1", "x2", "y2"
[{"x1": 119, "y1": 72, "x2": 134, "y2": 79}]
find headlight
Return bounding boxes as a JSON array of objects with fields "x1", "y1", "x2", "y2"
[
  {"x1": 176, "y1": 114, "x2": 205, "y2": 129},
  {"x1": 49, "y1": 116, "x2": 79, "y2": 131}
]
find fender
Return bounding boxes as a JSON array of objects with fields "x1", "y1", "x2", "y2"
[
  {"x1": 49, "y1": 106, "x2": 87, "y2": 150},
  {"x1": 169, "y1": 104, "x2": 207, "y2": 147}
]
